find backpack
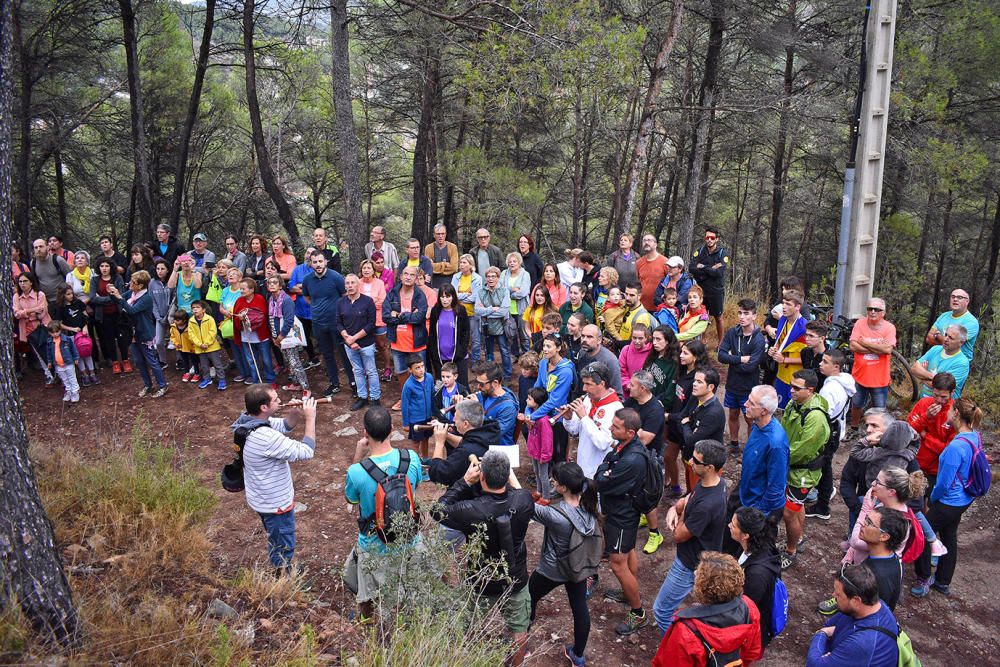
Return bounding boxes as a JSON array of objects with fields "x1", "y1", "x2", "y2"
[
  {"x1": 358, "y1": 450, "x2": 419, "y2": 544},
  {"x1": 771, "y1": 578, "x2": 789, "y2": 635},
  {"x1": 955, "y1": 432, "x2": 991, "y2": 498},
  {"x1": 680, "y1": 619, "x2": 743, "y2": 667},
  {"x1": 797, "y1": 405, "x2": 838, "y2": 470},
  {"x1": 859, "y1": 624, "x2": 921, "y2": 667},
  {"x1": 552, "y1": 504, "x2": 603, "y2": 583},
  {"x1": 221, "y1": 422, "x2": 267, "y2": 492},
  {"x1": 899, "y1": 507, "x2": 926, "y2": 564},
  {"x1": 631, "y1": 444, "x2": 665, "y2": 514}
]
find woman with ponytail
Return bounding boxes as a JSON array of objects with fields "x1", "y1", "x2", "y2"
[
  {"x1": 528, "y1": 461, "x2": 599, "y2": 667},
  {"x1": 912, "y1": 397, "x2": 984, "y2": 597},
  {"x1": 729, "y1": 507, "x2": 781, "y2": 648}
]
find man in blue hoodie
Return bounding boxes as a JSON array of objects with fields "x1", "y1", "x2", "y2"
[
  {"x1": 806, "y1": 564, "x2": 900, "y2": 666},
  {"x1": 716, "y1": 299, "x2": 767, "y2": 453}
]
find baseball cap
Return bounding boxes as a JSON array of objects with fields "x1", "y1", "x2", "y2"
[
  {"x1": 666, "y1": 255, "x2": 684, "y2": 268},
  {"x1": 193, "y1": 233, "x2": 208, "y2": 242}
]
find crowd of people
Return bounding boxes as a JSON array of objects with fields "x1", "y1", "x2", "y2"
[{"x1": 12, "y1": 224, "x2": 990, "y2": 666}]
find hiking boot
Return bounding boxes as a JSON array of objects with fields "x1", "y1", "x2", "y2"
[
  {"x1": 614, "y1": 609, "x2": 648, "y2": 635},
  {"x1": 817, "y1": 597, "x2": 838, "y2": 615},
  {"x1": 910, "y1": 577, "x2": 932, "y2": 598},
  {"x1": 603, "y1": 588, "x2": 626, "y2": 604},
  {"x1": 564, "y1": 645, "x2": 586, "y2": 666},
  {"x1": 113, "y1": 361, "x2": 122, "y2": 374},
  {"x1": 122, "y1": 360, "x2": 134, "y2": 373},
  {"x1": 642, "y1": 531, "x2": 664, "y2": 555},
  {"x1": 350, "y1": 398, "x2": 368, "y2": 411},
  {"x1": 805, "y1": 505, "x2": 831, "y2": 520}
]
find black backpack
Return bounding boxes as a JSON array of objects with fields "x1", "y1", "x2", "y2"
[
  {"x1": 358, "y1": 450, "x2": 419, "y2": 544},
  {"x1": 632, "y1": 444, "x2": 665, "y2": 514},
  {"x1": 681, "y1": 619, "x2": 743, "y2": 667},
  {"x1": 221, "y1": 422, "x2": 267, "y2": 492}
]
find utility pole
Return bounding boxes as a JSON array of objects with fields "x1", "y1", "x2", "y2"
[{"x1": 834, "y1": 0, "x2": 897, "y2": 321}]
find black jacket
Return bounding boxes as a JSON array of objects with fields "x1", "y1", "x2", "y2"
[
  {"x1": 522, "y1": 251, "x2": 544, "y2": 287},
  {"x1": 678, "y1": 396, "x2": 726, "y2": 460},
  {"x1": 840, "y1": 444, "x2": 921, "y2": 515},
  {"x1": 153, "y1": 236, "x2": 186, "y2": 267},
  {"x1": 427, "y1": 304, "x2": 471, "y2": 370},
  {"x1": 427, "y1": 420, "x2": 498, "y2": 487},
  {"x1": 434, "y1": 479, "x2": 535, "y2": 595},
  {"x1": 593, "y1": 437, "x2": 647, "y2": 529},
  {"x1": 741, "y1": 545, "x2": 781, "y2": 648}
]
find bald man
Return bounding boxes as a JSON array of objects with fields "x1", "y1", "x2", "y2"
[
  {"x1": 575, "y1": 324, "x2": 623, "y2": 397},
  {"x1": 926, "y1": 288, "x2": 979, "y2": 360}
]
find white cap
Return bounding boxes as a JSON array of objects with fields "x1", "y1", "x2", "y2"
[{"x1": 666, "y1": 255, "x2": 684, "y2": 268}]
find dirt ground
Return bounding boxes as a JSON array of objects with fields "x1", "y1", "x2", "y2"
[{"x1": 21, "y1": 361, "x2": 1000, "y2": 666}]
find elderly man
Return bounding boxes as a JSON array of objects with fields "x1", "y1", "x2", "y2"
[
  {"x1": 423, "y1": 223, "x2": 459, "y2": 289},
  {"x1": 563, "y1": 361, "x2": 624, "y2": 478},
  {"x1": 428, "y1": 398, "x2": 499, "y2": 486},
  {"x1": 911, "y1": 324, "x2": 970, "y2": 399},
  {"x1": 188, "y1": 233, "x2": 216, "y2": 280},
  {"x1": 364, "y1": 225, "x2": 400, "y2": 270},
  {"x1": 576, "y1": 324, "x2": 623, "y2": 396},
  {"x1": 467, "y1": 228, "x2": 503, "y2": 279},
  {"x1": 655, "y1": 256, "x2": 695, "y2": 309},
  {"x1": 395, "y1": 237, "x2": 434, "y2": 280},
  {"x1": 312, "y1": 227, "x2": 343, "y2": 274},
  {"x1": 635, "y1": 234, "x2": 669, "y2": 312},
  {"x1": 849, "y1": 297, "x2": 896, "y2": 428},
  {"x1": 624, "y1": 370, "x2": 667, "y2": 554},
  {"x1": 926, "y1": 288, "x2": 979, "y2": 360}
]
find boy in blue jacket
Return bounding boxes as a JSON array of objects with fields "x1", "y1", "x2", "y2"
[
  {"x1": 45, "y1": 320, "x2": 81, "y2": 403},
  {"x1": 401, "y1": 354, "x2": 435, "y2": 469},
  {"x1": 717, "y1": 299, "x2": 766, "y2": 452}
]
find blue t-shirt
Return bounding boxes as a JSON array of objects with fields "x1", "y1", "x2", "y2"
[
  {"x1": 345, "y1": 448, "x2": 422, "y2": 553},
  {"x1": 933, "y1": 310, "x2": 979, "y2": 360},
  {"x1": 806, "y1": 603, "x2": 899, "y2": 667},
  {"x1": 301, "y1": 269, "x2": 345, "y2": 324},
  {"x1": 917, "y1": 345, "x2": 970, "y2": 398},
  {"x1": 288, "y1": 264, "x2": 313, "y2": 320}
]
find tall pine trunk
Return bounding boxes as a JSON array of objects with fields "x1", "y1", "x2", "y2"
[
  {"x1": 767, "y1": 0, "x2": 796, "y2": 301},
  {"x1": 410, "y1": 53, "x2": 437, "y2": 242},
  {"x1": 119, "y1": 0, "x2": 154, "y2": 239}
]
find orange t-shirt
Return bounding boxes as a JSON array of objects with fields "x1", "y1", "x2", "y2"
[
  {"x1": 52, "y1": 335, "x2": 65, "y2": 367},
  {"x1": 850, "y1": 318, "x2": 896, "y2": 387},
  {"x1": 392, "y1": 290, "x2": 426, "y2": 353},
  {"x1": 636, "y1": 254, "x2": 669, "y2": 311}
]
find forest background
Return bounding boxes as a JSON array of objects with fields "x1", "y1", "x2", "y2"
[{"x1": 11, "y1": 0, "x2": 1000, "y2": 379}]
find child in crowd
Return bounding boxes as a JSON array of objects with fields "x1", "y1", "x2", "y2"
[
  {"x1": 654, "y1": 286, "x2": 680, "y2": 332},
  {"x1": 533, "y1": 313, "x2": 563, "y2": 354},
  {"x1": 600, "y1": 286, "x2": 627, "y2": 341},
  {"x1": 45, "y1": 320, "x2": 80, "y2": 403},
  {"x1": 188, "y1": 300, "x2": 227, "y2": 390},
  {"x1": 170, "y1": 309, "x2": 198, "y2": 382},
  {"x1": 525, "y1": 386, "x2": 554, "y2": 502},
  {"x1": 401, "y1": 354, "x2": 435, "y2": 465},
  {"x1": 517, "y1": 350, "x2": 540, "y2": 442},
  {"x1": 55, "y1": 283, "x2": 98, "y2": 386},
  {"x1": 433, "y1": 361, "x2": 467, "y2": 422},
  {"x1": 801, "y1": 320, "x2": 829, "y2": 390}
]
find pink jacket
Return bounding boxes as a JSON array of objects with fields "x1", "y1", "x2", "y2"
[
  {"x1": 360, "y1": 277, "x2": 387, "y2": 327},
  {"x1": 13, "y1": 290, "x2": 51, "y2": 342},
  {"x1": 527, "y1": 417, "x2": 554, "y2": 463},
  {"x1": 619, "y1": 342, "x2": 652, "y2": 396}
]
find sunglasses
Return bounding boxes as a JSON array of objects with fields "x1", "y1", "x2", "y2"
[
  {"x1": 866, "y1": 307, "x2": 884, "y2": 312},
  {"x1": 790, "y1": 384, "x2": 807, "y2": 391},
  {"x1": 704, "y1": 234, "x2": 717, "y2": 240},
  {"x1": 691, "y1": 455, "x2": 706, "y2": 466}
]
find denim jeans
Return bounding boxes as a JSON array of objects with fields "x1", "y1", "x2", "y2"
[
  {"x1": 259, "y1": 510, "x2": 296, "y2": 569},
  {"x1": 230, "y1": 339, "x2": 252, "y2": 379},
  {"x1": 345, "y1": 343, "x2": 381, "y2": 400},
  {"x1": 243, "y1": 341, "x2": 275, "y2": 383},
  {"x1": 130, "y1": 342, "x2": 167, "y2": 389},
  {"x1": 653, "y1": 558, "x2": 695, "y2": 633},
  {"x1": 482, "y1": 331, "x2": 512, "y2": 377},
  {"x1": 852, "y1": 384, "x2": 888, "y2": 409},
  {"x1": 391, "y1": 348, "x2": 426, "y2": 374},
  {"x1": 469, "y1": 314, "x2": 481, "y2": 361}
]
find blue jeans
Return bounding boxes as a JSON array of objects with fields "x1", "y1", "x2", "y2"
[
  {"x1": 345, "y1": 343, "x2": 381, "y2": 400},
  {"x1": 243, "y1": 341, "x2": 275, "y2": 383},
  {"x1": 653, "y1": 558, "x2": 695, "y2": 633},
  {"x1": 483, "y1": 331, "x2": 512, "y2": 378},
  {"x1": 259, "y1": 510, "x2": 296, "y2": 569},
  {"x1": 230, "y1": 340, "x2": 252, "y2": 379},
  {"x1": 391, "y1": 348, "x2": 426, "y2": 375},
  {"x1": 852, "y1": 384, "x2": 888, "y2": 409},
  {"x1": 130, "y1": 342, "x2": 167, "y2": 389},
  {"x1": 469, "y1": 315, "x2": 481, "y2": 361}
]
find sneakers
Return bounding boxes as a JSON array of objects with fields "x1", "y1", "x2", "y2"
[
  {"x1": 80, "y1": 375, "x2": 91, "y2": 387},
  {"x1": 182, "y1": 372, "x2": 192, "y2": 382},
  {"x1": 189, "y1": 374, "x2": 201, "y2": 383},
  {"x1": 113, "y1": 361, "x2": 122, "y2": 374},
  {"x1": 805, "y1": 506, "x2": 831, "y2": 520},
  {"x1": 642, "y1": 531, "x2": 664, "y2": 555},
  {"x1": 911, "y1": 577, "x2": 932, "y2": 598},
  {"x1": 306, "y1": 358, "x2": 322, "y2": 370},
  {"x1": 603, "y1": 588, "x2": 626, "y2": 604},
  {"x1": 324, "y1": 384, "x2": 341, "y2": 397},
  {"x1": 62, "y1": 392, "x2": 71, "y2": 402},
  {"x1": 151, "y1": 386, "x2": 168, "y2": 398},
  {"x1": 930, "y1": 539, "x2": 948, "y2": 558},
  {"x1": 930, "y1": 581, "x2": 950, "y2": 596},
  {"x1": 638, "y1": 514, "x2": 648, "y2": 528},
  {"x1": 780, "y1": 551, "x2": 798, "y2": 570},
  {"x1": 89, "y1": 374, "x2": 100, "y2": 385},
  {"x1": 218, "y1": 379, "x2": 227, "y2": 391},
  {"x1": 233, "y1": 375, "x2": 245, "y2": 383},
  {"x1": 614, "y1": 609, "x2": 648, "y2": 635},
  {"x1": 351, "y1": 398, "x2": 368, "y2": 411},
  {"x1": 817, "y1": 597, "x2": 838, "y2": 615},
  {"x1": 198, "y1": 378, "x2": 213, "y2": 389},
  {"x1": 122, "y1": 360, "x2": 134, "y2": 373},
  {"x1": 564, "y1": 645, "x2": 586, "y2": 666},
  {"x1": 138, "y1": 386, "x2": 150, "y2": 398}
]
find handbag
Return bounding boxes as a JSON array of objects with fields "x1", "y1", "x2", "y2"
[
  {"x1": 73, "y1": 331, "x2": 94, "y2": 358},
  {"x1": 220, "y1": 317, "x2": 234, "y2": 339},
  {"x1": 205, "y1": 274, "x2": 223, "y2": 303},
  {"x1": 280, "y1": 317, "x2": 306, "y2": 350}
]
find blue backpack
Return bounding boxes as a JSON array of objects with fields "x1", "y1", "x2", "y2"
[
  {"x1": 772, "y1": 578, "x2": 789, "y2": 635},
  {"x1": 956, "y1": 433, "x2": 991, "y2": 498}
]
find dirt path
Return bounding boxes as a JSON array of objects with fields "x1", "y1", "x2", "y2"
[{"x1": 23, "y1": 366, "x2": 1000, "y2": 665}]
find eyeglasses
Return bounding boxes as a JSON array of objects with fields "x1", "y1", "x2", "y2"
[
  {"x1": 863, "y1": 515, "x2": 888, "y2": 534},
  {"x1": 866, "y1": 307, "x2": 884, "y2": 312},
  {"x1": 950, "y1": 294, "x2": 969, "y2": 300},
  {"x1": 477, "y1": 235, "x2": 489, "y2": 239},
  {"x1": 871, "y1": 478, "x2": 887, "y2": 488}
]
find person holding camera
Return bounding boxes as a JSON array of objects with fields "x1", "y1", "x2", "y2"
[{"x1": 230, "y1": 385, "x2": 317, "y2": 576}]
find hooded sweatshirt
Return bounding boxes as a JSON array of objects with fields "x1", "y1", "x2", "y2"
[
  {"x1": 619, "y1": 341, "x2": 652, "y2": 396},
  {"x1": 653, "y1": 595, "x2": 763, "y2": 667},
  {"x1": 532, "y1": 501, "x2": 598, "y2": 582},
  {"x1": 717, "y1": 325, "x2": 767, "y2": 396},
  {"x1": 427, "y1": 420, "x2": 499, "y2": 487},
  {"x1": 849, "y1": 420, "x2": 920, "y2": 488},
  {"x1": 529, "y1": 357, "x2": 576, "y2": 419},
  {"x1": 820, "y1": 372, "x2": 857, "y2": 437}
]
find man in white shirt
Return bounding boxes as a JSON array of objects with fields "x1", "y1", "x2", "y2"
[
  {"x1": 230, "y1": 385, "x2": 317, "y2": 575},
  {"x1": 563, "y1": 361, "x2": 624, "y2": 478},
  {"x1": 807, "y1": 348, "x2": 857, "y2": 520}
]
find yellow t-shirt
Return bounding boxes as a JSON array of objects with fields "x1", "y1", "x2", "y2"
[{"x1": 459, "y1": 274, "x2": 475, "y2": 315}]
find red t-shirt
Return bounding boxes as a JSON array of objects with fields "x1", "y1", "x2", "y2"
[{"x1": 636, "y1": 254, "x2": 669, "y2": 311}]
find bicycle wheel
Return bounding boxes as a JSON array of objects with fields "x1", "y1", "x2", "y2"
[{"x1": 889, "y1": 350, "x2": 919, "y2": 406}]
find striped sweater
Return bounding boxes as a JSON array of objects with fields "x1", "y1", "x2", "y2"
[{"x1": 231, "y1": 414, "x2": 315, "y2": 514}]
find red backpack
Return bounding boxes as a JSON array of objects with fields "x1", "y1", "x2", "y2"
[{"x1": 900, "y1": 506, "x2": 926, "y2": 564}]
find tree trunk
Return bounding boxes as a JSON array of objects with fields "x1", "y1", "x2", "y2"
[
  {"x1": 119, "y1": 0, "x2": 154, "y2": 239},
  {"x1": 12, "y1": 3, "x2": 30, "y2": 244},
  {"x1": 442, "y1": 93, "x2": 468, "y2": 235},
  {"x1": 927, "y1": 190, "x2": 953, "y2": 335},
  {"x1": 679, "y1": 0, "x2": 725, "y2": 260},
  {"x1": 329, "y1": 0, "x2": 366, "y2": 271},
  {"x1": 53, "y1": 138, "x2": 67, "y2": 241},
  {"x1": 410, "y1": 52, "x2": 437, "y2": 242},
  {"x1": 0, "y1": 0, "x2": 80, "y2": 644},
  {"x1": 616, "y1": 0, "x2": 684, "y2": 239},
  {"x1": 977, "y1": 190, "x2": 1000, "y2": 313},
  {"x1": 767, "y1": 0, "x2": 796, "y2": 301},
  {"x1": 168, "y1": 0, "x2": 214, "y2": 234},
  {"x1": 244, "y1": 0, "x2": 300, "y2": 249}
]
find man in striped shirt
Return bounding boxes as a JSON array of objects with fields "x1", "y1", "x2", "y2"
[{"x1": 231, "y1": 385, "x2": 317, "y2": 575}]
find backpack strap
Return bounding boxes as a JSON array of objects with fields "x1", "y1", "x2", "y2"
[
  {"x1": 361, "y1": 457, "x2": 388, "y2": 484},
  {"x1": 680, "y1": 620, "x2": 720, "y2": 661},
  {"x1": 397, "y1": 449, "x2": 411, "y2": 475}
]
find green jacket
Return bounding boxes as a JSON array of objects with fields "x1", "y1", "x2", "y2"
[{"x1": 781, "y1": 393, "x2": 830, "y2": 489}]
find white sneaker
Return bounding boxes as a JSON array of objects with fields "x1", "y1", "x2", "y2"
[
  {"x1": 62, "y1": 393, "x2": 71, "y2": 402},
  {"x1": 70, "y1": 393, "x2": 80, "y2": 403},
  {"x1": 930, "y1": 539, "x2": 948, "y2": 557}
]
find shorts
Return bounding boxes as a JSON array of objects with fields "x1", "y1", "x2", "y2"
[
  {"x1": 478, "y1": 585, "x2": 531, "y2": 634},
  {"x1": 785, "y1": 484, "x2": 815, "y2": 512},
  {"x1": 343, "y1": 545, "x2": 391, "y2": 603},
  {"x1": 391, "y1": 348, "x2": 426, "y2": 374},
  {"x1": 851, "y1": 384, "x2": 888, "y2": 409},
  {"x1": 375, "y1": 326, "x2": 388, "y2": 336},
  {"x1": 604, "y1": 522, "x2": 638, "y2": 554},
  {"x1": 723, "y1": 389, "x2": 750, "y2": 411},
  {"x1": 702, "y1": 290, "x2": 724, "y2": 317}
]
